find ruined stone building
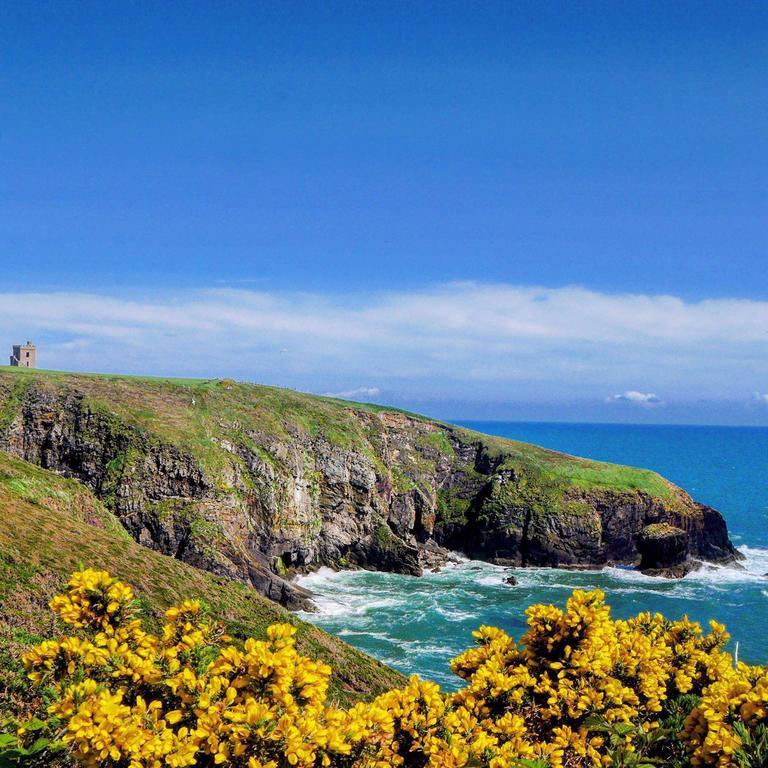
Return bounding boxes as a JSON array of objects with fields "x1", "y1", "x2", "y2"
[{"x1": 9, "y1": 341, "x2": 36, "y2": 368}]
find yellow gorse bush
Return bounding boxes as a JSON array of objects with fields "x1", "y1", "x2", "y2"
[{"x1": 15, "y1": 569, "x2": 767, "y2": 767}]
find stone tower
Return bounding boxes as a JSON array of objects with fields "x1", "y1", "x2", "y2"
[{"x1": 10, "y1": 341, "x2": 36, "y2": 368}]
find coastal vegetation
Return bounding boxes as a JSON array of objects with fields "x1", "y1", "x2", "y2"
[
  {"x1": 3, "y1": 569, "x2": 766, "y2": 768},
  {"x1": 0, "y1": 367, "x2": 673, "y2": 497},
  {"x1": 0, "y1": 370, "x2": 753, "y2": 767},
  {"x1": 0, "y1": 450, "x2": 404, "y2": 719},
  {"x1": 0, "y1": 369, "x2": 736, "y2": 612}
]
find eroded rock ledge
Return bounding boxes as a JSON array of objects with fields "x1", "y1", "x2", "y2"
[{"x1": 0, "y1": 373, "x2": 740, "y2": 608}]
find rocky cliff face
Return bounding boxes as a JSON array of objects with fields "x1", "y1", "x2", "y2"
[{"x1": 0, "y1": 372, "x2": 739, "y2": 607}]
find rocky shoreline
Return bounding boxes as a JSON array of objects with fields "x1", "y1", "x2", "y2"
[
  {"x1": 295, "y1": 532, "x2": 742, "y2": 605},
  {"x1": 0, "y1": 372, "x2": 741, "y2": 610}
]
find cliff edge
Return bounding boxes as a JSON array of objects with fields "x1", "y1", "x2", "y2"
[{"x1": 0, "y1": 369, "x2": 738, "y2": 607}]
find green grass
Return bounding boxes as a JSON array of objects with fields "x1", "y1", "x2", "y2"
[
  {"x1": 451, "y1": 425, "x2": 678, "y2": 502},
  {"x1": 0, "y1": 451, "x2": 132, "y2": 541},
  {"x1": 417, "y1": 430, "x2": 456, "y2": 457},
  {"x1": 0, "y1": 365, "x2": 211, "y2": 386},
  {"x1": 640, "y1": 522, "x2": 685, "y2": 539},
  {"x1": 0, "y1": 450, "x2": 405, "y2": 717},
  {"x1": 0, "y1": 367, "x2": 682, "y2": 504},
  {"x1": 0, "y1": 370, "x2": 384, "y2": 471},
  {"x1": 0, "y1": 375, "x2": 33, "y2": 433},
  {"x1": 436, "y1": 489, "x2": 473, "y2": 524}
]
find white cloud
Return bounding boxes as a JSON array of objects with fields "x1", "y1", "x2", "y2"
[
  {"x1": 0, "y1": 282, "x2": 766, "y2": 406},
  {"x1": 323, "y1": 386, "x2": 381, "y2": 400},
  {"x1": 608, "y1": 391, "x2": 663, "y2": 405},
  {"x1": 753, "y1": 392, "x2": 768, "y2": 405}
]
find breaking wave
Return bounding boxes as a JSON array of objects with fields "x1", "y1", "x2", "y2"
[{"x1": 296, "y1": 549, "x2": 768, "y2": 688}]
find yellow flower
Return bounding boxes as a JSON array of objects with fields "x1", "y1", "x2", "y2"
[{"x1": 19, "y1": 569, "x2": 765, "y2": 768}]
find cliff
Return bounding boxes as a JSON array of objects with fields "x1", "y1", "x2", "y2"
[
  {"x1": 0, "y1": 449, "x2": 405, "y2": 713},
  {"x1": 0, "y1": 368, "x2": 738, "y2": 608}
]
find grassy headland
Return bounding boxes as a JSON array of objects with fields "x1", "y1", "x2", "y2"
[{"x1": 0, "y1": 366, "x2": 675, "y2": 501}]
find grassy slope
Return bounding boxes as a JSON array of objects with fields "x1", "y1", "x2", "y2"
[
  {"x1": 0, "y1": 367, "x2": 676, "y2": 501},
  {"x1": 0, "y1": 450, "x2": 405, "y2": 719},
  {"x1": 459, "y1": 427, "x2": 676, "y2": 500}
]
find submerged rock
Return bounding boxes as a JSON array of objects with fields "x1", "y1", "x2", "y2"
[{"x1": 641, "y1": 561, "x2": 703, "y2": 579}]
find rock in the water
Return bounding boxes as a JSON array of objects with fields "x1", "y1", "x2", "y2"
[
  {"x1": 419, "y1": 539, "x2": 456, "y2": 570},
  {"x1": 504, "y1": 575, "x2": 518, "y2": 586},
  {"x1": 638, "y1": 523, "x2": 690, "y2": 576},
  {"x1": 641, "y1": 560, "x2": 702, "y2": 579}
]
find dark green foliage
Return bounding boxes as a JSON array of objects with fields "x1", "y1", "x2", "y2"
[
  {"x1": 436, "y1": 489, "x2": 472, "y2": 524},
  {"x1": 733, "y1": 722, "x2": 768, "y2": 768},
  {"x1": 654, "y1": 694, "x2": 701, "y2": 768},
  {"x1": 583, "y1": 716, "x2": 670, "y2": 767},
  {"x1": 0, "y1": 719, "x2": 65, "y2": 767}
]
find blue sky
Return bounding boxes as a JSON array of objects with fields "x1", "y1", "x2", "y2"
[{"x1": 1, "y1": 2, "x2": 767, "y2": 423}]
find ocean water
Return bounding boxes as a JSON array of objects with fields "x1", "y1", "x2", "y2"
[{"x1": 297, "y1": 423, "x2": 768, "y2": 688}]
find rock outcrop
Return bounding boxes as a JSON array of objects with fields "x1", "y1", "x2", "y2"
[
  {"x1": 0, "y1": 372, "x2": 740, "y2": 607},
  {"x1": 638, "y1": 523, "x2": 688, "y2": 569},
  {"x1": 636, "y1": 522, "x2": 703, "y2": 578}
]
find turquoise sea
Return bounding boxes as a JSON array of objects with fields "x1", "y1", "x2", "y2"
[{"x1": 298, "y1": 423, "x2": 768, "y2": 689}]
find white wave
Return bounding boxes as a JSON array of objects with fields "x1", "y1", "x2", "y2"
[
  {"x1": 439, "y1": 553, "x2": 471, "y2": 566},
  {"x1": 738, "y1": 545, "x2": 768, "y2": 575},
  {"x1": 294, "y1": 566, "x2": 346, "y2": 590},
  {"x1": 515, "y1": 579, "x2": 602, "y2": 591},
  {"x1": 410, "y1": 644, "x2": 456, "y2": 656},
  {"x1": 523, "y1": 551, "x2": 768, "y2": 589},
  {"x1": 433, "y1": 606, "x2": 475, "y2": 622},
  {"x1": 601, "y1": 566, "x2": 660, "y2": 583},
  {"x1": 296, "y1": 594, "x2": 352, "y2": 618},
  {"x1": 475, "y1": 574, "x2": 505, "y2": 586},
  {"x1": 675, "y1": 547, "x2": 768, "y2": 585},
  {"x1": 337, "y1": 630, "x2": 393, "y2": 642},
  {"x1": 607, "y1": 584, "x2": 677, "y2": 595}
]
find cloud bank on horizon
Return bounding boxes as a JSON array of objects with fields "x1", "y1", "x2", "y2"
[
  {"x1": 1, "y1": 282, "x2": 767, "y2": 422},
  {"x1": 607, "y1": 391, "x2": 663, "y2": 405}
]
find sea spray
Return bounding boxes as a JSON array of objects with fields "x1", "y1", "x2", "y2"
[
  {"x1": 298, "y1": 422, "x2": 768, "y2": 687},
  {"x1": 297, "y1": 552, "x2": 768, "y2": 689}
]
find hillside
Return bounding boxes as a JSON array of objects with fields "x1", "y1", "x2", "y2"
[
  {"x1": 0, "y1": 449, "x2": 405, "y2": 720},
  {"x1": 0, "y1": 368, "x2": 737, "y2": 607}
]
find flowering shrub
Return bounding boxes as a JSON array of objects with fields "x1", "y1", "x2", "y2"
[
  {"x1": 681, "y1": 665, "x2": 768, "y2": 766},
  {"x1": 4, "y1": 569, "x2": 766, "y2": 767}
]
